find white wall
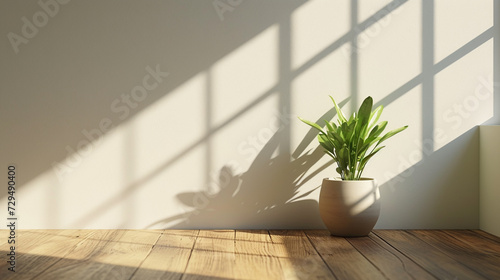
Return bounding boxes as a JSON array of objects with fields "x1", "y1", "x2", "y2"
[
  {"x1": 1, "y1": 0, "x2": 497, "y2": 229},
  {"x1": 480, "y1": 126, "x2": 500, "y2": 237}
]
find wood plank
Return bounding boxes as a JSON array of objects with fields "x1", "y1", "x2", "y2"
[
  {"x1": 306, "y1": 230, "x2": 385, "y2": 280},
  {"x1": 368, "y1": 232, "x2": 438, "y2": 279},
  {"x1": 131, "y1": 230, "x2": 198, "y2": 280},
  {"x1": 235, "y1": 230, "x2": 275, "y2": 256},
  {"x1": 35, "y1": 230, "x2": 161, "y2": 280},
  {"x1": 375, "y1": 230, "x2": 487, "y2": 279},
  {"x1": 347, "y1": 232, "x2": 436, "y2": 280},
  {"x1": 0, "y1": 229, "x2": 11, "y2": 247},
  {"x1": 410, "y1": 230, "x2": 500, "y2": 279},
  {"x1": 182, "y1": 230, "x2": 236, "y2": 279},
  {"x1": 454, "y1": 230, "x2": 500, "y2": 252},
  {"x1": 271, "y1": 230, "x2": 335, "y2": 279},
  {"x1": 471, "y1": 229, "x2": 500, "y2": 243},
  {"x1": 232, "y1": 230, "x2": 284, "y2": 279},
  {"x1": 2, "y1": 229, "x2": 499, "y2": 279},
  {"x1": 0, "y1": 229, "x2": 90, "y2": 280}
]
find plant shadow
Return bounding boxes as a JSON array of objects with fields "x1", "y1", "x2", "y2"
[
  {"x1": 150, "y1": 134, "x2": 325, "y2": 229},
  {"x1": 148, "y1": 102, "x2": 348, "y2": 229}
]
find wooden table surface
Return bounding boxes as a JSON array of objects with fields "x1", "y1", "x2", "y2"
[{"x1": 1, "y1": 229, "x2": 499, "y2": 279}]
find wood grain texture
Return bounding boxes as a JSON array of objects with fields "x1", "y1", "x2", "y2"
[
  {"x1": 271, "y1": 230, "x2": 335, "y2": 279},
  {"x1": 1, "y1": 229, "x2": 499, "y2": 280},
  {"x1": 35, "y1": 230, "x2": 162, "y2": 280},
  {"x1": 470, "y1": 229, "x2": 500, "y2": 243},
  {"x1": 375, "y1": 230, "x2": 488, "y2": 280},
  {"x1": 410, "y1": 230, "x2": 500, "y2": 279},
  {"x1": 131, "y1": 230, "x2": 198, "y2": 280},
  {"x1": 0, "y1": 230, "x2": 89, "y2": 280},
  {"x1": 182, "y1": 230, "x2": 236, "y2": 279},
  {"x1": 233, "y1": 230, "x2": 283, "y2": 279},
  {"x1": 351, "y1": 232, "x2": 436, "y2": 280},
  {"x1": 306, "y1": 230, "x2": 385, "y2": 280}
]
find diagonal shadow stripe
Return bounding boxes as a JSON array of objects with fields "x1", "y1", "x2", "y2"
[{"x1": 374, "y1": 26, "x2": 494, "y2": 109}]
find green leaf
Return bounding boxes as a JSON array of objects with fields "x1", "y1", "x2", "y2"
[
  {"x1": 358, "y1": 146, "x2": 385, "y2": 176},
  {"x1": 367, "y1": 121, "x2": 387, "y2": 141},
  {"x1": 342, "y1": 146, "x2": 350, "y2": 171},
  {"x1": 355, "y1": 138, "x2": 365, "y2": 159},
  {"x1": 330, "y1": 95, "x2": 347, "y2": 123},
  {"x1": 318, "y1": 134, "x2": 334, "y2": 152},
  {"x1": 324, "y1": 150, "x2": 337, "y2": 161},
  {"x1": 344, "y1": 121, "x2": 356, "y2": 143},
  {"x1": 328, "y1": 130, "x2": 344, "y2": 149},
  {"x1": 368, "y1": 105, "x2": 383, "y2": 131},
  {"x1": 298, "y1": 117, "x2": 325, "y2": 134},
  {"x1": 362, "y1": 146, "x2": 385, "y2": 164},
  {"x1": 324, "y1": 120, "x2": 336, "y2": 133},
  {"x1": 348, "y1": 112, "x2": 355, "y2": 122},
  {"x1": 336, "y1": 167, "x2": 343, "y2": 176},
  {"x1": 337, "y1": 146, "x2": 348, "y2": 167},
  {"x1": 357, "y1": 96, "x2": 373, "y2": 138},
  {"x1": 299, "y1": 96, "x2": 408, "y2": 180},
  {"x1": 375, "y1": 125, "x2": 409, "y2": 148}
]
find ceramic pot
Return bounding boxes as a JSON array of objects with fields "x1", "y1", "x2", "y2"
[{"x1": 319, "y1": 177, "x2": 380, "y2": 237}]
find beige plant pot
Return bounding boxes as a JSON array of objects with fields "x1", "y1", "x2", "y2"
[{"x1": 319, "y1": 177, "x2": 380, "y2": 237}]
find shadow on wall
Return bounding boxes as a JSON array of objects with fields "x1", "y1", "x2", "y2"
[
  {"x1": 0, "y1": 0, "x2": 307, "y2": 194},
  {"x1": 377, "y1": 127, "x2": 479, "y2": 229},
  {"x1": 148, "y1": 106, "x2": 345, "y2": 229}
]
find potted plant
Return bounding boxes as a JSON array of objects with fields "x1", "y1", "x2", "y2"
[{"x1": 299, "y1": 96, "x2": 407, "y2": 236}]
